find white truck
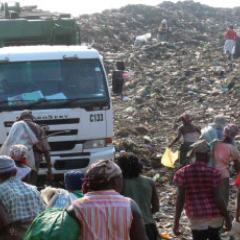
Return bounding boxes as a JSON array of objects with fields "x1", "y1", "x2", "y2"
[{"x1": 0, "y1": 45, "x2": 115, "y2": 174}]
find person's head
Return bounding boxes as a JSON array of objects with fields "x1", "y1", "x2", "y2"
[
  {"x1": 223, "y1": 123, "x2": 239, "y2": 142},
  {"x1": 83, "y1": 159, "x2": 123, "y2": 194},
  {"x1": 161, "y1": 19, "x2": 167, "y2": 26},
  {"x1": 211, "y1": 115, "x2": 227, "y2": 129},
  {"x1": 9, "y1": 144, "x2": 28, "y2": 163},
  {"x1": 116, "y1": 153, "x2": 143, "y2": 179},
  {"x1": 64, "y1": 170, "x2": 85, "y2": 192},
  {"x1": 189, "y1": 140, "x2": 211, "y2": 163},
  {"x1": 18, "y1": 109, "x2": 35, "y2": 121},
  {"x1": 179, "y1": 113, "x2": 193, "y2": 125},
  {"x1": 230, "y1": 25, "x2": 234, "y2": 30},
  {"x1": 0, "y1": 155, "x2": 17, "y2": 183}
]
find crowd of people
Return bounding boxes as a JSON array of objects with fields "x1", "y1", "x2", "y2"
[
  {"x1": 170, "y1": 113, "x2": 240, "y2": 240},
  {"x1": 0, "y1": 109, "x2": 240, "y2": 240},
  {"x1": 0, "y1": 154, "x2": 159, "y2": 240},
  {"x1": 0, "y1": 109, "x2": 160, "y2": 240}
]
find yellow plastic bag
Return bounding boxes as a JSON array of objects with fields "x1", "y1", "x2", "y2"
[{"x1": 161, "y1": 148, "x2": 178, "y2": 168}]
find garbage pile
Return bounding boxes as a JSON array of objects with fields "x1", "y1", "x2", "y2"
[{"x1": 78, "y1": 1, "x2": 240, "y2": 238}]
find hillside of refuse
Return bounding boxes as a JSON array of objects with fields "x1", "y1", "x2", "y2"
[
  {"x1": 77, "y1": 1, "x2": 240, "y2": 238},
  {"x1": 77, "y1": 0, "x2": 240, "y2": 160}
]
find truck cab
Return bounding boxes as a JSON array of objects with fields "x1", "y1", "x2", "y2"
[{"x1": 0, "y1": 45, "x2": 114, "y2": 174}]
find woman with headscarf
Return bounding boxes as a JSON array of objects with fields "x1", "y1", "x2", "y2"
[
  {"x1": 70, "y1": 159, "x2": 148, "y2": 240},
  {"x1": 157, "y1": 19, "x2": 169, "y2": 42},
  {"x1": 168, "y1": 113, "x2": 201, "y2": 166},
  {"x1": 212, "y1": 123, "x2": 240, "y2": 207},
  {"x1": 9, "y1": 144, "x2": 31, "y2": 183},
  {"x1": 0, "y1": 155, "x2": 44, "y2": 240}
]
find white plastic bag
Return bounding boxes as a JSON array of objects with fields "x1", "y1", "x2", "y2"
[
  {"x1": 134, "y1": 33, "x2": 151, "y2": 47},
  {"x1": 41, "y1": 187, "x2": 78, "y2": 209}
]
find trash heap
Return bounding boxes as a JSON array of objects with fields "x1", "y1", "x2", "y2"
[{"x1": 77, "y1": 1, "x2": 240, "y2": 238}]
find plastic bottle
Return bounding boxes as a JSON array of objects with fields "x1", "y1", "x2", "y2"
[{"x1": 153, "y1": 174, "x2": 160, "y2": 182}]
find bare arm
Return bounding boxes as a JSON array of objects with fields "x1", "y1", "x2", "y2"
[
  {"x1": 43, "y1": 151, "x2": 51, "y2": 172},
  {"x1": 213, "y1": 186, "x2": 231, "y2": 231},
  {"x1": 0, "y1": 199, "x2": 8, "y2": 230},
  {"x1": 44, "y1": 151, "x2": 54, "y2": 181},
  {"x1": 168, "y1": 127, "x2": 182, "y2": 148},
  {"x1": 149, "y1": 179, "x2": 159, "y2": 214},
  {"x1": 196, "y1": 126, "x2": 201, "y2": 135},
  {"x1": 173, "y1": 186, "x2": 185, "y2": 236},
  {"x1": 130, "y1": 200, "x2": 149, "y2": 240}
]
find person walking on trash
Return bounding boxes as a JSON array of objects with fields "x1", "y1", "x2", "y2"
[
  {"x1": 211, "y1": 124, "x2": 240, "y2": 208},
  {"x1": 168, "y1": 113, "x2": 201, "y2": 166},
  {"x1": 157, "y1": 19, "x2": 169, "y2": 42},
  {"x1": 201, "y1": 115, "x2": 228, "y2": 143},
  {"x1": 117, "y1": 153, "x2": 160, "y2": 240},
  {"x1": 173, "y1": 140, "x2": 232, "y2": 240},
  {"x1": 0, "y1": 109, "x2": 53, "y2": 184},
  {"x1": 224, "y1": 25, "x2": 238, "y2": 60}
]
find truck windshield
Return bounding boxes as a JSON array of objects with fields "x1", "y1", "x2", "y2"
[{"x1": 0, "y1": 59, "x2": 109, "y2": 110}]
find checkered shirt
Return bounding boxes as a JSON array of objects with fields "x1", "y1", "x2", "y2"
[
  {"x1": 174, "y1": 161, "x2": 222, "y2": 219},
  {"x1": 0, "y1": 177, "x2": 45, "y2": 223}
]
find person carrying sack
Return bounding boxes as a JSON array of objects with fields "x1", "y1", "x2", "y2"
[{"x1": 0, "y1": 109, "x2": 53, "y2": 184}]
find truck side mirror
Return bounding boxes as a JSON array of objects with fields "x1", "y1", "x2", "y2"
[{"x1": 112, "y1": 70, "x2": 124, "y2": 95}]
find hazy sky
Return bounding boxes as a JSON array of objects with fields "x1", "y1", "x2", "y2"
[{"x1": 4, "y1": 0, "x2": 240, "y2": 16}]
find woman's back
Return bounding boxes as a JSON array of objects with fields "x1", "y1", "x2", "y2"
[
  {"x1": 0, "y1": 177, "x2": 44, "y2": 223},
  {"x1": 181, "y1": 123, "x2": 200, "y2": 142},
  {"x1": 123, "y1": 175, "x2": 154, "y2": 224}
]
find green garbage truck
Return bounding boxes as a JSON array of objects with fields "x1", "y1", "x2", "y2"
[{"x1": 0, "y1": 2, "x2": 80, "y2": 47}]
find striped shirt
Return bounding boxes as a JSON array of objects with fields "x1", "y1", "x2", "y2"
[
  {"x1": 0, "y1": 177, "x2": 45, "y2": 223},
  {"x1": 73, "y1": 190, "x2": 132, "y2": 240}
]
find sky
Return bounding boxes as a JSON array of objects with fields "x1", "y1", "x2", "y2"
[{"x1": 4, "y1": 0, "x2": 240, "y2": 16}]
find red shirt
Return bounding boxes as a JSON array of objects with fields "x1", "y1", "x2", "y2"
[
  {"x1": 174, "y1": 161, "x2": 222, "y2": 219},
  {"x1": 225, "y1": 29, "x2": 237, "y2": 40}
]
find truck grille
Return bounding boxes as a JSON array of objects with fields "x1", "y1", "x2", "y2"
[
  {"x1": 54, "y1": 159, "x2": 90, "y2": 170},
  {"x1": 46, "y1": 130, "x2": 78, "y2": 136},
  {"x1": 49, "y1": 141, "x2": 85, "y2": 151},
  {"x1": 4, "y1": 118, "x2": 80, "y2": 127}
]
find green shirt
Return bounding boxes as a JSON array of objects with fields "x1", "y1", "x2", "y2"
[
  {"x1": 122, "y1": 175, "x2": 155, "y2": 224},
  {"x1": 72, "y1": 190, "x2": 84, "y2": 198}
]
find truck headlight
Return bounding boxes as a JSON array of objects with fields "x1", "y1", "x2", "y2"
[{"x1": 83, "y1": 139, "x2": 106, "y2": 149}]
